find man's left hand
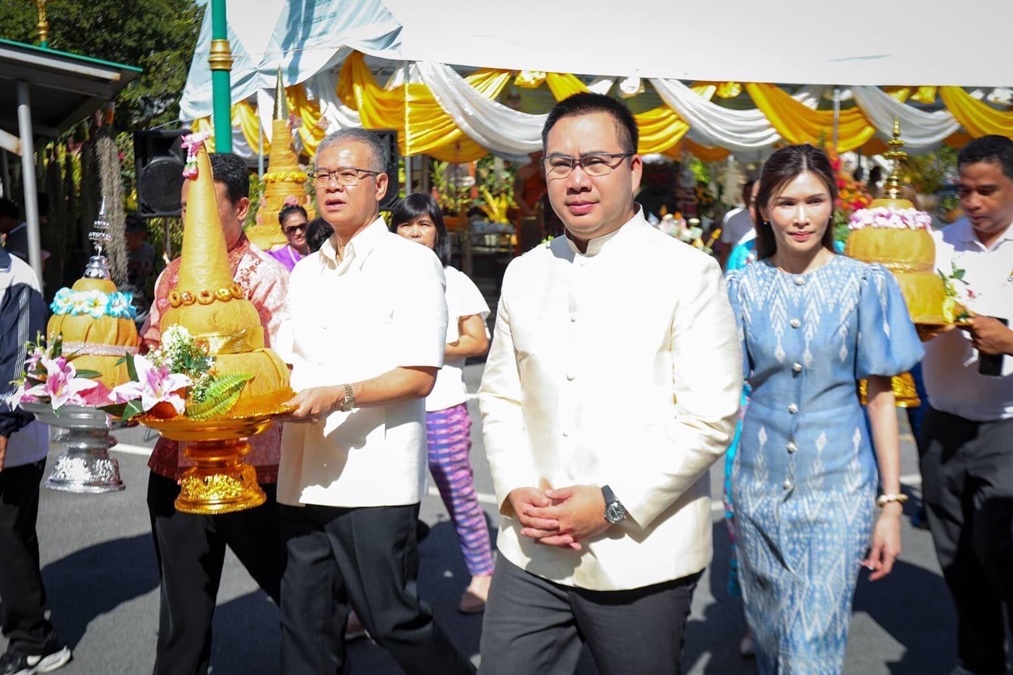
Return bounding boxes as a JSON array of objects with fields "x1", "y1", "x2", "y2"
[
  {"x1": 525, "y1": 485, "x2": 612, "y2": 551},
  {"x1": 968, "y1": 315, "x2": 1013, "y2": 356},
  {"x1": 280, "y1": 386, "x2": 341, "y2": 423}
]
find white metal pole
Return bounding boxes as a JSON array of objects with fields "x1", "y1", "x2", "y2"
[{"x1": 16, "y1": 79, "x2": 44, "y2": 286}]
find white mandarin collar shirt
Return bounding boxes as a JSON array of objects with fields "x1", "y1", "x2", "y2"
[
  {"x1": 924, "y1": 218, "x2": 1013, "y2": 421},
  {"x1": 278, "y1": 217, "x2": 449, "y2": 507},
  {"x1": 479, "y1": 209, "x2": 742, "y2": 591}
]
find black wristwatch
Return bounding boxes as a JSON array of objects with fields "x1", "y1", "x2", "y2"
[{"x1": 601, "y1": 484, "x2": 627, "y2": 524}]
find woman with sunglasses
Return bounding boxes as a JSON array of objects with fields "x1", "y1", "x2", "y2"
[
  {"x1": 390, "y1": 193, "x2": 496, "y2": 614},
  {"x1": 267, "y1": 203, "x2": 311, "y2": 272}
]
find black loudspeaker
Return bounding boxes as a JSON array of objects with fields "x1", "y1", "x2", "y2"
[
  {"x1": 374, "y1": 129, "x2": 400, "y2": 210},
  {"x1": 134, "y1": 129, "x2": 188, "y2": 217}
]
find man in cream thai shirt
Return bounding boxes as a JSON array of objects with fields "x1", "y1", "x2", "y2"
[
  {"x1": 277, "y1": 129, "x2": 474, "y2": 675},
  {"x1": 478, "y1": 93, "x2": 742, "y2": 675},
  {"x1": 920, "y1": 135, "x2": 1013, "y2": 675}
]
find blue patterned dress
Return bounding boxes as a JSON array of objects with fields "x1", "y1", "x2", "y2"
[{"x1": 725, "y1": 255, "x2": 923, "y2": 674}]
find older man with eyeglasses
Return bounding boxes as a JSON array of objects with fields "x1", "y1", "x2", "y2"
[
  {"x1": 276, "y1": 128, "x2": 475, "y2": 674},
  {"x1": 477, "y1": 92, "x2": 742, "y2": 675}
]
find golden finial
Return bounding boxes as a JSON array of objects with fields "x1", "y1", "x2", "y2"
[
  {"x1": 35, "y1": 0, "x2": 50, "y2": 48},
  {"x1": 882, "y1": 116, "x2": 909, "y2": 201},
  {"x1": 273, "y1": 67, "x2": 289, "y2": 121}
]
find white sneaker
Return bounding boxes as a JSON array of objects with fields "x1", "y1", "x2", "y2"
[{"x1": 0, "y1": 646, "x2": 72, "y2": 675}]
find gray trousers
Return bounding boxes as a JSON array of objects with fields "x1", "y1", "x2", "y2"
[{"x1": 479, "y1": 556, "x2": 700, "y2": 675}]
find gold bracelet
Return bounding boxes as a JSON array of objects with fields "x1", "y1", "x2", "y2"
[{"x1": 876, "y1": 493, "x2": 909, "y2": 508}]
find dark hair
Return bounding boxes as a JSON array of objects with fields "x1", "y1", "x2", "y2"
[
  {"x1": 389, "y1": 193, "x2": 450, "y2": 267},
  {"x1": 868, "y1": 165, "x2": 883, "y2": 183},
  {"x1": 754, "y1": 144, "x2": 838, "y2": 260},
  {"x1": 209, "y1": 153, "x2": 250, "y2": 205},
  {"x1": 317, "y1": 128, "x2": 388, "y2": 174},
  {"x1": 0, "y1": 198, "x2": 19, "y2": 220},
  {"x1": 741, "y1": 179, "x2": 757, "y2": 208},
  {"x1": 124, "y1": 214, "x2": 147, "y2": 233},
  {"x1": 542, "y1": 92, "x2": 638, "y2": 154},
  {"x1": 958, "y1": 135, "x2": 1013, "y2": 179},
  {"x1": 305, "y1": 217, "x2": 333, "y2": 253},
  {"x1": 278, "y1": 204, "x2": 308, "y2": 228}
]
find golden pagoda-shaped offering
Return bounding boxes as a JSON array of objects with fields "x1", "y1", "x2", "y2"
[
  {"x1": 846, "y1": 119, "x2": 948, "y2": 407},
  {"x1": 247, "y1": 68, "x2": 316, "y2": 251},
  {"x1": 140, "y1": 134, "x2": 293, "y2": 514}
]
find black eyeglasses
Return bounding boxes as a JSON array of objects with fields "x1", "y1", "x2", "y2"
[
  {"x1": 309, "y1": 167, "x2": 382, "y2": 186},
  {"x1": 542, "y1": 152, "x2": 634, "y2": 179},
  {"x1": 284, "y1": 223, "x2": 308, "y2": 235}
]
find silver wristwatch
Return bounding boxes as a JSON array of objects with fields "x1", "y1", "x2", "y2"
[
  {"x1": 602, "y1": 484, "x2": 627, "y2": 524},
  {"x1": 339, "y1": 383, "x2": 356, "y2": 412}
]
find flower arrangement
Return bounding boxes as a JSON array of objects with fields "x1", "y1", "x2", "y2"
[
  {"x1": 7, "y1": 334, "x2": 110, "y2": 411},
  {"x1": 50, "y1": 287, "x2": 137, "y2": 320},
  {"x1": 940, "y1": 261, "x2": 974, "y2": 323},
  {"x1": 655, "y1": 212, "x2": 721, "y2": 256},
  {"x1": 827, "y1": 149, "x2": 872, "y2": 242},
  {"x1": 8, "y1": 326, "x2": 253, "y2": 423},
  {"x1": 848, "y1": 206, "x2": 933, "y2": 231}
]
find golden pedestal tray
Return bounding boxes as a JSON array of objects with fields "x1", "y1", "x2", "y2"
[
  {"x1": 139, "y1": 414, "x2": 278, "y2": 515},
  {"x1": 858, "y1": 372, "x2": 920, "y2": 408}
]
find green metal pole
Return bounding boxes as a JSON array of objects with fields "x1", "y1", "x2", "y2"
[{"x1": 208, "y1": 0, "x2": 233, "y2": 153}]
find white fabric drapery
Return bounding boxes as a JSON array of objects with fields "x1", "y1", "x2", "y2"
[
  {"x1": 414, "y1": 61, "x2": 543, "y2": 161},
  {"x1": 851, "y1": 86, "x2": 960, "y2": 150}
]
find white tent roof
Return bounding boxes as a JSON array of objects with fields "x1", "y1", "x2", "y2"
[
  {"x1": 181, "y1": 0, "x2": 1012, "y2": 122},
  {"x1": 385, "y1": 0, "x2": 1011, "y2": 87}
]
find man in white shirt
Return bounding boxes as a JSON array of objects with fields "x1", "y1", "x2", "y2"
[
  {"x1": 717, "y1": 179, "x2": 756, "y2": 269},
  {"x1": 478, "y1": 93, "x2": 742, "y2": 674},
  {"x1": 0, "y1": 246, "x2": 72, "y2": 674},
  {"x1": 277, "y1": 129, "x2": 474, "y2": 675},
  {"x1": 921, "y1": 135, "x2": 1013, "y2": 675}
]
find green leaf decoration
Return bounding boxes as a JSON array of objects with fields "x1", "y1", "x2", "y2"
[
  {"x1": 125, "y1": 354, "x2": 139, "y2": 382},
  {"x1": 120, "y1": 399, "x2": 146, "y2": 423},
  {"x1": 186, "y1": 373, "x2": 253, "y2": 421},
  {"x1": 75, "y1": 369, "x2": 103, "y2": 380}
]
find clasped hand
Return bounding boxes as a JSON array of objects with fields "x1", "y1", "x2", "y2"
[{"x1": 507, "y1": 485, "x2": 612, "y2": 550}]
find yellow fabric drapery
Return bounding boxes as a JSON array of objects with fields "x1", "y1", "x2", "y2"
[
  {"x1": 939, "y1": 86, "x2": 1013, "y2": 138},
  {"x1": 286, "y1": 85, "x2": 328, "y2": 156},
  {"x1": 337, "y1": 51, "x2": 511, "y2": 161},
  {"x1": 745, "y1": 82, "x2": 877, "y2": 152}
]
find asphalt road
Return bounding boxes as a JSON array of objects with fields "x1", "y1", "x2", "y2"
[{"x1": 1, "y1": 362, "x2": 964, "y2": 674}]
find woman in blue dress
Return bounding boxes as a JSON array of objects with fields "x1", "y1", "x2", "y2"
[{"x1": 725, "y1": 144, "x2": 924, "y2": 674}]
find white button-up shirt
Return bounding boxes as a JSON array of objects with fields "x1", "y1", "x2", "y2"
[
  {"x1": 277, "y1": 218, "x2": 448, "y2": 507},
  {"x1": 924, "y1": 218, "x2": 1013, "y2": 421},
  {"x1": 479, "y1": 210, "x2": 742, "y2": 591}
]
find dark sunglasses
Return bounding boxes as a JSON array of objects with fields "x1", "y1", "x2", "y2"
[{"x1": 284, "y1": 223, "x2": 308, "y2": 235}]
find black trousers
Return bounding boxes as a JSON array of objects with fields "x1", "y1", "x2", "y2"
[
  {"x1": 279, "y1": 502, "x2": 475, "y2": 675},
  {"x1": 0, "y1": 459, "x2": 59, "y2": 656},
  {"x1": 147, "y1": 470, "x2": 283, "y2": 675},
  {"x1": 920, "y1": 407, "x2": 1013, "y2": 675},
  {"x1": 479, "y1": 556, "x2": 701, "y2": 675}
]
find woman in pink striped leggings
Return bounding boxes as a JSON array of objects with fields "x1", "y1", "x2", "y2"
[{"x1": 392, "y1": 194, "x2": 496, "y2": 613}]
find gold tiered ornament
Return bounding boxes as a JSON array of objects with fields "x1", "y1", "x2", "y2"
[
  {"x1": 246, "y1": 67, "x2": 316, "y2": 252},
  {"x1": 845, "y1": 119, "x2": 952, "y2": 407},
  {"x1": 136, "y1": 132, "x2": 293, "y2": 515}
]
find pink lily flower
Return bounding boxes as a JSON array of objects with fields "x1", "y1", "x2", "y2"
[
  {"x1": 109, "y1": 355, "x2": 192, "y2": 416},
  {"x1": 22, "y1": 356, "x2": 102, "y2": 410}
]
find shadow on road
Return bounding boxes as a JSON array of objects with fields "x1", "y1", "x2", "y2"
[{"x1": 42, "y1": 533, "x2": 160, "y2": 650}]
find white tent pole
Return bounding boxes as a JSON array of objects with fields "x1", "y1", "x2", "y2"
[{"x1": 16, "y1": 79, "x2": 43, "y2": 286}]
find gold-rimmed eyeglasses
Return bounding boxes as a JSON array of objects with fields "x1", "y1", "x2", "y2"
[
  {"x1": 542, "y1": 152, "x2": 634, "y2": 179},
  {"x1": 310, "y1": 167, "x2": 382, "y2": 187}
]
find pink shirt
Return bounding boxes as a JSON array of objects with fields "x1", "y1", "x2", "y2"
[{"x1": 141, "y1": 235, "x2": 290, "y2": 483}]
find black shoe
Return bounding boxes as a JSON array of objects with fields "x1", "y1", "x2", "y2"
[{"x1": 0, "y1": 645, "x2": 72, "y2": 675}]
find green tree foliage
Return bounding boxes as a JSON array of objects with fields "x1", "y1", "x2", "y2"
[{"x1": 0, "y1": 0, "x2": 202, "y2": 129}]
